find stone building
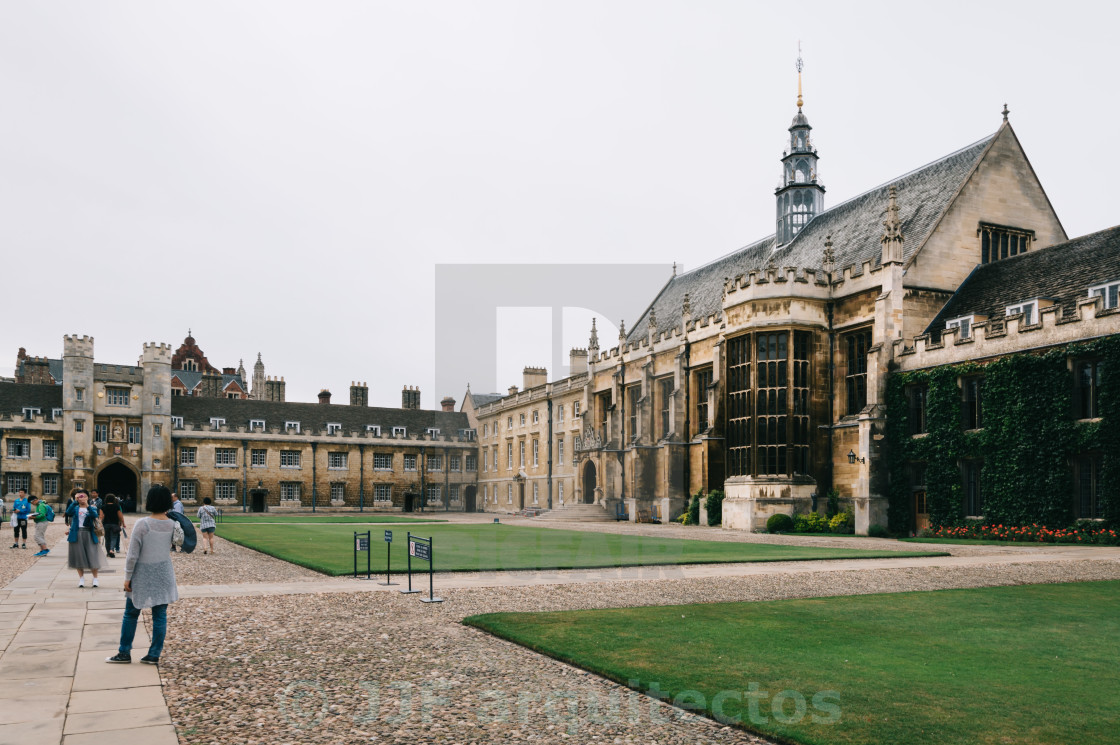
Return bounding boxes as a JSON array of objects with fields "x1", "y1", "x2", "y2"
[
  {"x1": 463, "y1": 85, "x2": 1115, "y2": 533},
  {"x1": 0, "y1": 336, "x2": 477, "y2": 512}
]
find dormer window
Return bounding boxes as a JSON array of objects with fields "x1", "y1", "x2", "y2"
[
  {"x1": 327, "y1": 423, "x2": 342, "y2": 435},
  {"x1": 171, "y1": 416, "x2": 184, "y2": 429},
  {"x1": 366, "y1": 425, "x2": 381, "y2": 436},
  {"x1": 209, "y1": 417, "x2": 226, "y2": 429},
  {"x1": 946, "y1": 316, "x2": 974, "y2": 340},
  {"x1": 1089, "y1": 281, "x2": 1119, "y2": 310},
  {"x1": 460, "y1": 429, "x2": 476, "y2": 441},
  {"x1": 426, "y1": 428, "x2": 440, "y2": 438},
  {"x1": 392, "y1": 426, "x2": 406, "y2": 437},
  {"x1": 285, "y1": 421, "x2": 301, "y2": 433},
  {"x1": 22, "y1": 407, "x2": 41, "y2": 421},
  {"x1": 249, "y1": 419, "x2": 265, "y2": 432},
  {"x1": 1006, "y1": 301, "x2": 1038, "y2": 326},
  {"x1": 51, "y1": 408, "x2": 62, "y2": 421}
]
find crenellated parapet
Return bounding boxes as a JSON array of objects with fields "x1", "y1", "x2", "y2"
[
  {"x1": 142, "y1": 342, "x2": 173, "y2": 364},
  {"x1": 63, "y1": 334, "x2": 94, "y2": 358},
  {"x1": 895, "y1": 298, "x2": 1120, "y2": 371}
]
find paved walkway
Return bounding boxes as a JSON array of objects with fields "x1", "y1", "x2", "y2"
[
  {"x1": 1, "y1": 535, "x2": 1117, "y2": 744},
  {"x1": 0, "y1": 545, "x2": 174, "y2": 745}
]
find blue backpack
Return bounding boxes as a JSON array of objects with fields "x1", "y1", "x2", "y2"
[
  {"x1": 167, "y1": 510, "x2": 197, "y2": 553},
  {"x1": 44, "y1": 504, "x2": 55, "y2": 522}
]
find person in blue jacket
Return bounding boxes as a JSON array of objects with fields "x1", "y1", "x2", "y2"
[
  {"x1": 65, "y1": 489, "x2": 104, "y2": 588},
  {"x1": 11, "y1": 488, "x2": 32, "y2": 549}
]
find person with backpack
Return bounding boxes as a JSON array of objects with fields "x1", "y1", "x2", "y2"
[
  {"x1": 11, "y1": 488, "x2": 32, "y2": 549},
  {"x1": 30, "y1": 495, "x2": 54, "y2": 556},
  {"x1": 106, "y1": 484, "x2": 182, "y2": 665}
]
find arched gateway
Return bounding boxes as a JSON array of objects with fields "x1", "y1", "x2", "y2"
[
  {"x1": 96, "y1": 460, "x2": 139, "y2": 505},
  {"x1": 581, "y1": 460, "x2": 597, "y2": 505}
]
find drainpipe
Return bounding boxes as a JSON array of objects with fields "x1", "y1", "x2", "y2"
[
  {"x1": 241, "y1": 439, "x2": 248, "y2": 513},
  {"x1": 359, "y1": 443, "x2": 365, "y2": 512},
  {"x1": 311, "y1": 441, "x2": 317, "y2": 513},
  {"x1": 546, "y1": 396, "x2": 553, "y2": 509},
  {"x1": 826, "y1": 294, "x2": 836, "y2": 503},
  {"x1": 683, "y1": 335, "x2": 691, "y2": 500}
]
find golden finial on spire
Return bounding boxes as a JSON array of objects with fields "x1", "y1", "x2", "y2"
[{"x1": 796, "y1": 41, "x2": 804, "y2": 110}]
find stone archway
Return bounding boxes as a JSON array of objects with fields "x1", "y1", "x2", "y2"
[
  {"x1": 581, "y1": 460, "x2": 597, "y2": 505},
  {"x1": 96, "y1": 460, "x2": 139, "y2": 506}
]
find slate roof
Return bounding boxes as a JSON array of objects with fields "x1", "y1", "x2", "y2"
[
  {"x1": 925, "y1": 225, "x2": 1120, "y2": 334},
  {"x1": 0, "y1": 383, "x2": 63, "y2": 418},
  {"x1": 170, "y1": 371, "x2": 246, "y2": 392},
  {"x1": 466, "y1": 392, "x2": 503, "y2": 408},
  {"x1": 170, "y1": 396, "x2": 472, "y2": 436},
  {"x1": 627, "y1": 133, "x2": 997, "y2": 342}
]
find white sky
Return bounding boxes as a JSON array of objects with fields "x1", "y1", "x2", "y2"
[{"x1": 2, "y1": 2, "x2": 1117, "y2": 406}]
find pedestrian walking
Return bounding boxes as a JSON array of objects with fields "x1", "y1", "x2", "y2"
[
  {"x1": 101, "y1": 494, "x2": 126, "y2": 558},
  {"x1": 197, "y1": 497, "x2": 218, "y2": 554},
  {"x1": 169, "y1": 492, "x2": 184, "y2": 552},
  {"x1": 11, "y1": 488, "x2": 31, "y2": 549},
  {"x1": 65, "y1": 489, "x2": 103, "y2": 587},
  {"x1": 106, "y1": 485, "x2": 182, "y2": 665},
  {"x1": 30, "y1": 495, "x2": 52, "y2": 556}
]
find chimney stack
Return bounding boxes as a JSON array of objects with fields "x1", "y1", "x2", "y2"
[
  {"x1": 569, "y1": 349, "x2": 588, "y2": 375},
  {"x1": 401, "y1": 385, "x2": 420, "y2": 410},
  {"x1": 508, "y1": 385, "x2": 519, "y2": 396},
  {"x1": 522, "y1": 366, "x2": 547, "y2": 390},
  {"x1": 350, "y1": 381, "x2": 368, "y2": 407},
  {"x1": 440, "y1": 396, "x2": 456, "y2": 412},
  {"x1": 265, "y1": 376, "x2": 286, "y2": 402},
  {"x1": 318, "y1": 389, "x2": 332, "y2": 405}
]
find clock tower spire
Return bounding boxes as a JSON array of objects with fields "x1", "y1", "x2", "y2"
[{"x1": 775, "y1": 44, "x2": 825, "y2": 246}]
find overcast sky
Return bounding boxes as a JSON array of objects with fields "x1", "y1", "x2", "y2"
[{"x1": 2, "y1": 2, "x2": 1116, "y2": 406}]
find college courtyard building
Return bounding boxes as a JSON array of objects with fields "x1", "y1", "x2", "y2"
[
  {"x1": 1, "y1": 334, "x2": 479, "y2": 512},
  {"x1": 3, "y1": 93, "x2": 1117, "y2": 533},
  {"x1": 461, "y1": 96, "x2": 1118, "y2": 533}
]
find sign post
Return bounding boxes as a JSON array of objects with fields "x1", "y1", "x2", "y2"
[
  {"x1": 353, "y1": 530, "x2": 371, "y2": 580},
  {"x1": 379, "y1": 530, "x2": 397, "y2": 586},
  {"x1": 400, "y1": 531, "x2": 420, "y2": 594},
  {"x1": 401, "y1": 532, "x2": 441, "y2": 603}
]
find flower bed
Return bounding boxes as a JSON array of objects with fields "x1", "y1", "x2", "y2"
[{"x1": 930, "y1": 522, "x2": 1120, "y2": 545}]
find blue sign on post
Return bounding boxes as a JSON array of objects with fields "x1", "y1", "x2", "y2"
[
  {"x1": 380, "y1": 530, "x2": 396, "y2": 586},
  {"x1": 401, "y1": 533, "x2": 441, "y2": 603}
]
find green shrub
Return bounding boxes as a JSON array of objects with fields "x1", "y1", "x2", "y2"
[
  {"x1": 794, "y1": 512, "x2": 830, "y2": 533},
  {"x1": 704, "y1": 490, "x2": 725, "y2": 526},
  {"x1": 766, "y1": 513, "x2": 794, "y2": 534},
  {"x1": 826, "y1": 488, "x2": 841, "y2": 518},
  {"x1": 829, "y1": 510, "x2": 855, "y2": 534},
  {"x1": 687, "y1": 494, "x2": 701, "y2": 526},
  {"x1": 868, "y1": 523, "x2": 890, "y2": 538},
  {"x1": 676, "y1": 511, "x2": 691, "y2": 525}
]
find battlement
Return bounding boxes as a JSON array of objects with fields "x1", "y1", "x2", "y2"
[
  {"x1": 142, "y1": 342, "x2": 173, "y2": 364},
  {"x1": 895, "y1": 297, "x2": 1120, "y2": 371},
  {"x1": 63, "y1": 334, "x2": 94, "y2": 357}
]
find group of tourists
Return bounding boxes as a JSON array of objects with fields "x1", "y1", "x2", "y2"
[{"x1": 13, "y1": 485, "x2": 222, "y2": 667}]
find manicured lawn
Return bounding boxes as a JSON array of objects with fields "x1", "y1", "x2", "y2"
[
  {"x1": 465, "y1": 581, "x2": 1120, "y2": 745},
  {"x1": 215, "y1": 523, "x2": 947, "y2": 575},
  {"x1": 187, "y1": 513, "x2": 443, "y2": 525}
]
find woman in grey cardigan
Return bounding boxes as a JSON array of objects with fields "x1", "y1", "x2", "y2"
[{"x1": 106, "y1": 485, "x2": 182, "y2": 665}]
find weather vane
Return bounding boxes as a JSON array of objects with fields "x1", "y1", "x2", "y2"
[{"x1": 796, "y1": 41, "x2": 804, "y2": 110}]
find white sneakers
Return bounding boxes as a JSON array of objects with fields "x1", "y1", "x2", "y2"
[
  {"x1": 92, "y1": 578, "x2": 99, "y2": 587},
  {"x1": 78, "y1": 578, "x2": 85, "y2": 588}
]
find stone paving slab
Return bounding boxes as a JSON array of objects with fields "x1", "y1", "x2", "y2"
[
  {"x1": 63, "y1": 705, "x2": 172, "y2": 735},
  {"x1": 73, "y1": 650, "x2": 161, "y2": 691},
  {"x1": 68, "y1": 685, "x2": 166, "y2": 714},
  {"x1": 0, "y1": 692, "x2": 68, "y2": 724},
  {"x1": 62, "y1": 724, "x2": 178, "y2": 745},
  {"x1": 0, "y1": 717, "x2": 65, "y2": 742}
]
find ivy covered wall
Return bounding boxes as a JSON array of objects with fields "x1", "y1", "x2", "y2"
[{"x1": 886, "y1": 337, "x2": 1120, "y2": 532}]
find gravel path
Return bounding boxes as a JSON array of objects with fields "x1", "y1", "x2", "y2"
[
  {"x1": 161, "y1": 556, "x2": 1120, "y2": 744},
  {"x1": 170, "y1": 535, "x2": 322, "y2": 586}
]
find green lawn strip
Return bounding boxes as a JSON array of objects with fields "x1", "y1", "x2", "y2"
[
  {"x1": 464, "y1": 581, "x2": 1120, "y2": 745},
  {"x1": 214, "y1": 523, "x2": 946, "y2": 575},
  {"x1": 187, "y1": 514, "x2": 443, "y2": 524}
]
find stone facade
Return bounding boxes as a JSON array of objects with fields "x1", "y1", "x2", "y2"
[{"x1": 1, "y1": 335, "x2": 477, "y2": 512}]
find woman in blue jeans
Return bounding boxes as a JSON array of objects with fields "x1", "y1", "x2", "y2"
[{"x1": 106, "y1": 485, "x2": 181, "y2": 665}]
